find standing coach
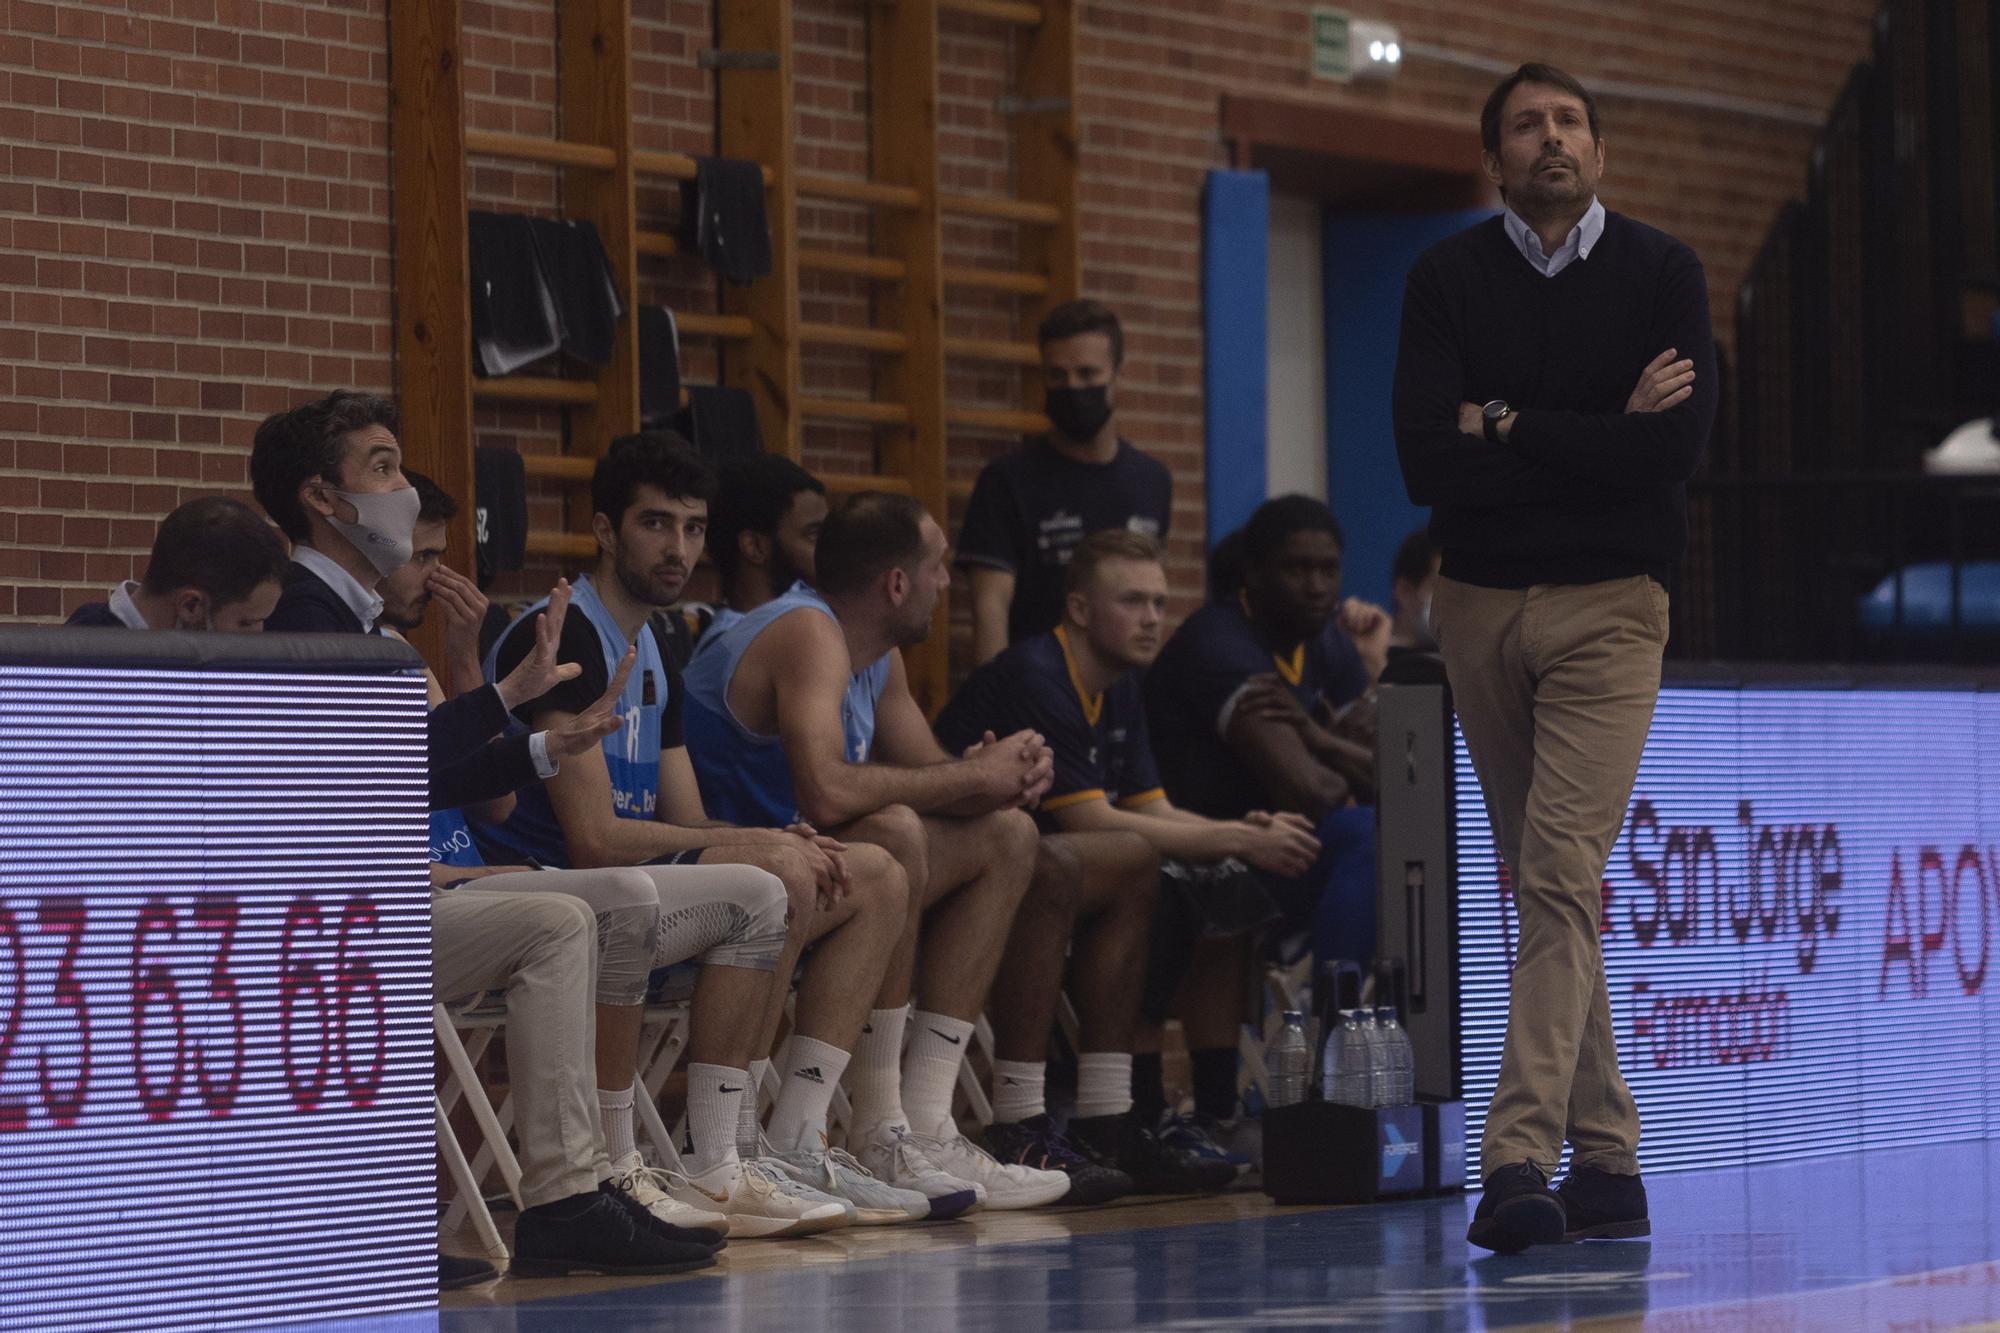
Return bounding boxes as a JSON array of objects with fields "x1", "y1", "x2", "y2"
[{"x1": 1391, "y1": 62, "x2": 1717, "y2": 1254}]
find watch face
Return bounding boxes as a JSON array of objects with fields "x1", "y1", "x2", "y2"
[{"x1": 1482, "y1": 400, "x2": 1509, "y2": 421}]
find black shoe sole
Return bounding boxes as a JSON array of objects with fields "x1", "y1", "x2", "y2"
[
  {"x1": 1565, "y1": 1217, "x2": 1651, "y2": 1241},
  {"x1": 510, "y1": 1253, "x2": 717, "y2": 1279},
  {"x1": 1467, "y1": 1192, "x2": 1566, "y2": 1254},
  {"x1": 923, "y1": 1188, "x2": 981, "y2": 1221},
  {"x1": 439, "y1": 1266, "x2": 497, "y2": 1292}
]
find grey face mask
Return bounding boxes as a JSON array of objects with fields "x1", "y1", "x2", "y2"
[{"x1": 326, "y1": 484, "x2": 420, "y2": 578}]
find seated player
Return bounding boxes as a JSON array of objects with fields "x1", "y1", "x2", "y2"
[
  {"x1": 1143, "y1": 496, "x2": 1389, "y2": 1140},
  {"x1": 480, "y1": 435, "x2": 929, "y2": 1231},
  {"x1": 704, "y1": 452, "x2": 828, "y2": 634},
  {"x1": 682, "y1": 491, "x2": 1078, "y2": 1210},
  {"x1": 66, "y1": 496, "x2": 288, "y2": 631},
  {"x1": 88, "y1": 501, "x2": 716, "y2": 1286},
  {"x1": 936, "y1": 529, "x2": 1325, "y2": 1188}
]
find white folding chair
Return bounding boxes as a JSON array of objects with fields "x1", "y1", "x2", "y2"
[
  {"x1": 633, "y1": 998, "x2": 693, "y2": 1168},
  {"x1": 435, "y1": 999, "x2": 521, "y2": 1257}
]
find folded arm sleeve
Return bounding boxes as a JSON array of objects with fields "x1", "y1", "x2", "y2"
[
  {"x1": 1505, "y1": 249, "x2": 1717, "y2": 486},
  {"x1": 430, "y1": 734, "x2": 539, "y2": 811},
  {"x1": 1390, "y1": 260, "x2": 1610, "y2": 508}
]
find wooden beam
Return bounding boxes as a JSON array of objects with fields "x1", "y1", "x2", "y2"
[
  {"x1": 719, "y1": 0, "x2": 802, "y2": 458},
  {"x1": 818, "y1": 471, "x2": 915, "y2": 496},
  {"x1": 559, "y1": 0, "x2": 641, "y2": 550},
  {"x1": 526, "y1": 531, "x2": 599, "y2": 560},
  {"x1": 799, "y1": 323, "x2": 911, "y2": 354},
  {"x1": 799, "y1": 397, "x2": 911, "y2": 425},
  {"x1": 635, "y1": 229, "x2": 680, "y2": 257},
  {"x1": 938, "y1": 0, "x2": 1043, "y2": 24},
  {"x1": 943, "y1": 336, "x2": 1041, "y2": 365},
  {"x1": 946, "y1": 406, "x2": 1052, "y2": 434},
  {"x1": 675, "y1": 312, "x2": 757, "y2": 340},
  {"x1": 1014, "y1": 0, "x2": 1080, "y2": 416},
  {"x1": 473, "y1": 376, "x2": 599, "y2": 406},
  {"x1": 520, "y1": 454, "x2": 596, "y2": 481},
  {"x1": 390, "y1": 0, "x2": 475, "y2": 673},
  {"x1": 795, "y1": 174, "x2": 924, "y2": 210},
  {"x1": 799, "y1": 248, "x2": 908, "y2": 281},
  {"x1": 463, "y1": 129, "x2": 617, "y2": 170},
  {"x1": 632, "y1": 149, "x2": 775, "y2": 186},
  {"x1": 872, "y1": 0, "x2": 951, "y2": 711},
  {"x1": 939, "y1": 191, "x2": 1063, "y2": 225},
  {"x1": 942, "y1": 263, "x2": 1049, "y2": 295}
]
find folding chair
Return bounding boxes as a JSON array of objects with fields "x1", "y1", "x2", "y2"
[{"x1": 435, "y1": 999, "x2": 521, "y2": 1258}]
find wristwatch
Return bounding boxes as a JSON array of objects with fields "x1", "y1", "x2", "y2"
[{"x1": 1481, "y1": 399, "x2": 1514, "y2": 442}]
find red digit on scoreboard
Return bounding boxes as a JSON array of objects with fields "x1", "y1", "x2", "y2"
[
  {"x1": 335, "y1": 894, "x2": 387, "y2": 1108},
  {"x1": 191, "y1": 894, "x2": 245, "y2": 1117},
  {"x1": 131, "y1": 897, "x2": 187, "y2": 1122},
  {"x1": 280, "y1": 894, "x2": 334, "y2": 1111},
  {"x1": 0, "y1": 903, "x2": 28, "y2": 1131},
  {"x1": 36, "y1": 896, "x2": 89, "y2": 1127}
]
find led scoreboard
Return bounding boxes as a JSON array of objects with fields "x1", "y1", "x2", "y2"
[
  {"x1": 1452, "y1": 672, "x2": 2000, "y2": 1172},
  {"x1": 0, "y1": 630, "x2": 434, "y2": 1331}
]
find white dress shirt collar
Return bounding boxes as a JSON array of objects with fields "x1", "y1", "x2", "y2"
[
  {"x1": 292, "y1": 543, "x2": 385, "y2": 633},
  {"x1": 1502, "y1": 197, "x2": 1605, "y2": 278},
  {"x1": 106, "y1": 580, "x2": 150, "y2": 630}
]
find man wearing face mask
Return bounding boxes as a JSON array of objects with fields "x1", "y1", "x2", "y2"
[
  {"x1": 957, "y1": 299, "x2": 1173, "y2": 666},
  {"x1": 67, "y1": 497, "x2": 290, "y2": 632}
]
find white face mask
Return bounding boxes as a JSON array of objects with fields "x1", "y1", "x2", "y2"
[{"x1": 326, "y1": 484, "x2": 420, "y2": 578}]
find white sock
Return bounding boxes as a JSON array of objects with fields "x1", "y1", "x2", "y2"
[
  {"x1": 767, "y1": 1037, "x2": 852, "y2": 1151},
  {"x1": 1075, "y1": 1051, "x2": 1135, "y2": 1120},
  {"x1": 903, "y1": 1011, "x2": 974, "y2": 1138},
  {"x1": 847, "y1": 1005, "x2": 910, "y2": 1141},
  {"x1": 990, "y1": 1059, "x2": 1046, "y2": 1124},
  {"x1": 683, "y1": 1063, "x2": 747, "y2": 1179},
  {"x1": 738, "y1": 1058, "x2": 773, "y2": 1156},
  {"x1": 597, "y1": 1084, "x2": 637, "y2": 1165}
]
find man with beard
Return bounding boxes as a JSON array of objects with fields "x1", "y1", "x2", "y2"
[
  {"x1": 935, "y1": 529, "x2": 1321, "y2": 1193},
  {"x1": 1143, "y1": 496, "x2": 1389, "y2": 1155},
  {"x1": 482, "y1": 434, "x2": 931, "y2": 1234},
  {"x1": 704, "y1": 452, "x2": 828, "y2": 635},
  {"x1": 682, "y1": 492, "x2": 1079, "y2": 1211},
  {"x1": 1392, "y1": 62, "x2": 1714, "y2": 1253},
  {"x1": 957, "y1": 299, "x2": 1172, "y2": 665}
]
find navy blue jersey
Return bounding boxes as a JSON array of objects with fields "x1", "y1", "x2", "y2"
[
  {"x1": 1144, "y1": 601, "x2": 1369, "y2": 820},
  {"x1": 935, "y1": 627, "x2": 1163, "y2": 824},
  {"x1": 955, "y1": 438, "x2": 1172, "y2": 645}
]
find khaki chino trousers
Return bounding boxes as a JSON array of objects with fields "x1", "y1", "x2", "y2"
[{"x1": 1432, "y1": 573, "x2": 1667, "y2": 1180}]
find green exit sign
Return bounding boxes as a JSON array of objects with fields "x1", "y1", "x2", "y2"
[{"x1": 1312, "y1": 6, "x2": 1352, "y2": 82}]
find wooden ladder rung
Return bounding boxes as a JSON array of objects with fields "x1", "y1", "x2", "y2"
[
  {"x1": 947, "y1": 476, "x2": 974, "y2": 502},
  {"x1": 632, "y1": 150, "x2": 775, "y2": 186},
  {"x1": 799, "y1": 249, "x2": 909, "y2": 282},
  {"x1": 946, "y1": 406, "x2": 1051, "y2": 434},
  {"x1": 938, "y1": 0, "x2": 1043, "y2": 24},
  {"x1": 525, "y1": 531, "x2": 598, "y2": 560},
  {"x1": 464, "y1": 131, "x2": 617, "y2": 171},
  {"x1": 636, "y1": 230, "x2": 680, "y2": 258},
  {"x1": 795, "y1": 174, "x2": 923, "y2": 210},
  {"x1": 799, "y1": 397, "x2": 912, "y2": 425},
  {"x1": 939, "y1": 192, "x2": 1063, "y2": 226},
  {"x1": 474, "y1": 377, "x2": 600, "y2": 406},
  {"x1": 943, "y1": 336, "x2": 1041, "y2": 365},
  {"x1": 819, "y1": 471, "x2": 915, "y2": 496},
  {"x1": 942, "y1": 264, "x2": 1049, "y2": 295},
  {"x1": 799, "y1": 323, "x2": 910, "y2": 354},
  {"x1": 676, "y1": 312, "x2": 756, "y2": 340},
  {"x1": 520, "y1": 455, "x2": 596, "y2": 482}
]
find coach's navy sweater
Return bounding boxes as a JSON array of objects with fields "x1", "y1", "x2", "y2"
[{"x1": 1391, "y1": 211, "x2": 1718, "y2": 589}]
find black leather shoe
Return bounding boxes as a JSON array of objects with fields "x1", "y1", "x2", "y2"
[
  {"x1": 439, "y1": 1253, "x2": 497, "y2": 1290},
  {"x1": 511, "y1": 1190, "x2": 718, "y2": 1278},
  {"x1": 600, "y1": 1180, "x2": 728, "y2": 1252},
  {"x1": 1467, "y1": 1162, "x2": 1565, "y2": 1254},
  {"x1": 1557, "y1": 1163, "x2": 1650, "y2": 1240}
]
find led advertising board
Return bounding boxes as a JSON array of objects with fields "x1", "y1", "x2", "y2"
[
  {"x1": 0, "y1": 639, "x2": 433, "y2": 1331},
  {"x1": 1454, "y1": 684, "x2": 2000, "y2": 1173}
]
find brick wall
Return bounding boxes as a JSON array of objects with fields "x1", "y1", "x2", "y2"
[{"x1": 0, "y1": 0, "x2": 1876, "y2": 627}]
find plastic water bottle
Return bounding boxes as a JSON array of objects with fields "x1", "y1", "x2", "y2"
[
  {"x1": 1324, "y1": 1010, "x2": 1373, "y2": 1106},
  {"x1": 1267, "y1": 1010, "x2": 1310, "y2": 1107},
  {"x1": 1359, "y1": 1008, "x2": 1389, "y2": 1107},
  {"x1": 1377, "y1": 1005, "x2": 1415, "y2": 1106}
]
